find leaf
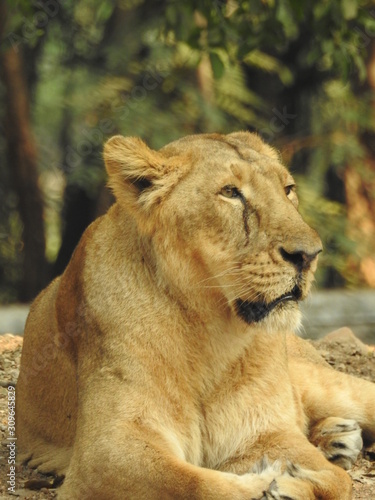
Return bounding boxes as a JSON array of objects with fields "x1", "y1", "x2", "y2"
[
  {"x1": 209, "y1": 51, "x2": 225, "y2": 79},
  {"x1": 243, "y1": 50, "x2": 294, "y2": 85},
  {"x1": 341, "y1": 0, "x2": 358, "y2": 20},
  {"x1": 96, "y1": 2, "x2": 114, "y2": 23},
  {"x1": 276, "y1": 0, "x2": 298, "y2": 38}
]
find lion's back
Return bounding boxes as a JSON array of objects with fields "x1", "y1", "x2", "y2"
[{"x1": 16, "y1": 277, "x2": 77, "y2": 474}]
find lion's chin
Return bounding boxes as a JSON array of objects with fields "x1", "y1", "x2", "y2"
[{"x1": 235, "y1": 285, "x2": 302, "y2": 325}]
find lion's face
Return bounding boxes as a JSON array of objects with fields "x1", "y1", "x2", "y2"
[{"x1": 104, "y1": 132, "x2": 322, "y2": 331}]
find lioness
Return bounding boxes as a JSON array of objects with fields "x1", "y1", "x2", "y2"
[{"x1": 17, "y1": 132, "x2": 375, "y2": 499}]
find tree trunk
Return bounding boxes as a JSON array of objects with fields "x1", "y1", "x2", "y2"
[{"x1": 0, "y1": 6, "x2": 48, "y2": 301}]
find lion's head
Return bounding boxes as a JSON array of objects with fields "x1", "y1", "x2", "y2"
[{"x1": 104, "y1": 131, "x2": 322, "y2": 333}]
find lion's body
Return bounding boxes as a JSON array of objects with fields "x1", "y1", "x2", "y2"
[{"x1": 17, "y1": 132, "x2": 375, "y2": 499}]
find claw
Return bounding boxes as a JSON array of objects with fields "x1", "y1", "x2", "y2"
[{"x1": 262, "y1": 479, "x2": 281, "y2": 499}]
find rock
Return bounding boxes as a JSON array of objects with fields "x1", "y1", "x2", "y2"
[{"x1": 316, "y1": 327, "x2": 372, "y2": 356}]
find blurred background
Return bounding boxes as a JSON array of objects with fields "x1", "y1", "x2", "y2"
[{"x1": 0, "y1": 1, "x2": 374, "y2": 324}]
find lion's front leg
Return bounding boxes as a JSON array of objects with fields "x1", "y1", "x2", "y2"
[
  {"x1": 289, "y1": 359, "x2": 375, "y2": 460},
  {"x1": 60, "y1": 427, "x2": 282, "y2": 500},
  {"x1": 220, "y1": 430, "x2": 353, "y2": 500},
  {"x1": 58, "y1": 381, "x2": 284, "y2": 500},
  {"x1": 62, "y1": 428, "x2": 351, "y2": 500}
]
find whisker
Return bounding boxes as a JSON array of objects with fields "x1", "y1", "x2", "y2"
[{"x1": 193, "y1": 266, "x2": 243, "y2": 287}]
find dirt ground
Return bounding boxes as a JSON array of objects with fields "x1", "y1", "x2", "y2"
[{"x1": 0, "y1": 331, "x2": 374, "y2": 499}]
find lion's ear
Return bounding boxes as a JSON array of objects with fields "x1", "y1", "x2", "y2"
[
  {"x1": 104, "y1": 135, "x2": 169, "y2": 215},
  {"x1": 104, "y1": 135, "x2": 166, "y2": 193},
  {"x1": 103, "y1": 135, "x2": 187, "y2": 220}
]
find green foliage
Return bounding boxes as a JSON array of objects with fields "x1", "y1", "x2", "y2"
[
  {"x1": 291, "y1": 79, "x2": 375, "y2": 286},
  {"x1": 161, "y1": 0, "x2": 375, "y2": 83},
  {"x1": 296, "y1": 177, "x2": 356, "y2": 286},
  {"x1": 1, "y1": 0, "x2": 375, "y2": 299}
]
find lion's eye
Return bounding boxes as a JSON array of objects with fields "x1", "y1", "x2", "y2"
[
  {"x1": 220, "y1": 185, "x2": 240, "y2": 199},
  {"x1": 285, "y1": 184, "x2": 296, "y2": 197}
]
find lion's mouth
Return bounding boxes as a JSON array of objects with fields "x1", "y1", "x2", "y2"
[{"x1": 235, "y1": 285, "x2": 302, "y2": 324}]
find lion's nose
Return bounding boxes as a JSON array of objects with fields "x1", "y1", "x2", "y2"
[{"x1": 279, "y1": 246, "x2": 322, "y2": 272}]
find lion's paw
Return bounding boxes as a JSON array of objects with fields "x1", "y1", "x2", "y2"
[
  {"x1": 256, "y1": 464, "x2": 316, "y2": 500},
  {"x1": 249, "y1": 460, "x2": 314, "y2": 500},
  {"x1": 310, "y1": 417, "x2": 363, "y2": 470}
]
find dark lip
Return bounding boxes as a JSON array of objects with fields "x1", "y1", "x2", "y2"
[
  {"x1": 271, "y1": 284, "x2": 302, "y2": 307},
  {"x1": 235, "y1": 284, "x2": 302, "y2": 324}
]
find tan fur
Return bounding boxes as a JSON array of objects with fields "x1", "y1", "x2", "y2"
[{"x1": 16, "y1": 132, "x2": 375, "y2": 499}]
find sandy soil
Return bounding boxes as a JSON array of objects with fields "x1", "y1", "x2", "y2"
[{"x1": 0, "y1": 331, "x2": 374, "y2": 499}]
